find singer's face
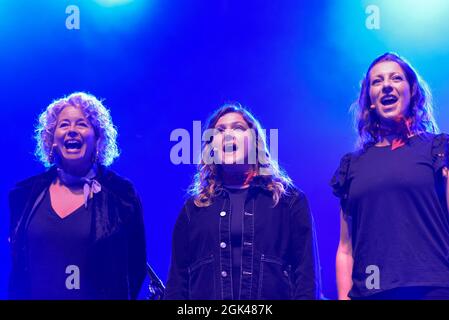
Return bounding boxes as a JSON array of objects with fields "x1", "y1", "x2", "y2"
[
  {"x1": 53, "y1": 106, "x2": 97, "y2": 169},
  {"x1": 368, "y1": 61, "x2": 411, "y2": 122},
  {"x1": 211, "y1": 112, "x2": 256, "y2": 166}
]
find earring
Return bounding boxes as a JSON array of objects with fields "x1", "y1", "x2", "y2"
[{"x1": 48, "y1": 144, "x2": 57, "y2": 163}]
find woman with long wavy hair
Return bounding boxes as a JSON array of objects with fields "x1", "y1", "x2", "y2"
[
  {"x1": 9, "y1": 92, "x2": 147, "y2": 299},
  {"x1": 165, "y1": 103, "x2": 320, "y2": 300},
  {"x1": 332, "y1": 52, "x2": 449, "y2": 300}
]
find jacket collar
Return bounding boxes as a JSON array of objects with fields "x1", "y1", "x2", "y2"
[{"x1": 215, "y1": 175, "x2": 273, "y2": 198}]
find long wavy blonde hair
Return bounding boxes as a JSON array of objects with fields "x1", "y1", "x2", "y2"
[{"x1": 189, "y1": 103, "x2": 293, "y2": 207}]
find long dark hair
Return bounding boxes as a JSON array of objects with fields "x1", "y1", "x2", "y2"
[{"x1": 351, "y1": 52, "x2": 438, "y2": 149}]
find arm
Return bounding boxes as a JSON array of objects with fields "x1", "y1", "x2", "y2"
[
  {"x1": 126, "y1": 190, "x2": 147, "y2": 300},
  {"x1": 164, "y1": 205, "x2": 190, "y2": 300},
  {"x1": 443, "y1": 167, "x2": 449, "y2": 213},
  {"x1": 336, "y1": 208, "x2": 353, "y2": 300},
  {"x1": 290, "y1": 193, "x2": 320, "y2": 300}
]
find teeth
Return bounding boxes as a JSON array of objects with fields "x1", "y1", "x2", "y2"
[
  {"x1": 64, "y1": 140, "x2": 82, "y2": 149},
  {"x1": 381, "y1": 95, "x2": 398, "y2": 106}
]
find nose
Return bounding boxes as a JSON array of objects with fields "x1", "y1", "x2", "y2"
[
  {"x1": 224, "y1": 131, "x2": 233, "y2": 138},
  {"x1": 220, "y1": 130, "x2": 234, "y2": 149},
  {"x1": 67, "y1": 127, "x2": 80, "y2": 137},
  {"x1": 381, "y1": 82, "x2": 393, "y2": 94},
  {"x1": 223, "y1": 129, "x2": 235, "y2": 142}
]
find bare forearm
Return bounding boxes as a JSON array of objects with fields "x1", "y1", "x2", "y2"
[
  {"x1": 442, "y1": 168, "x2": 449, "y2": 212},
  {"x1": 336, "y1": 250, "x2": 353, "y2": 300}
]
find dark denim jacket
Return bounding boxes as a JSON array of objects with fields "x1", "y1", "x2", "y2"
[
  {"x1": 8, "y1": 166, "x2": 147, "y2": 299},
  {"x1": 165, "y1": 179, "x2": 321, "y2": 300}
]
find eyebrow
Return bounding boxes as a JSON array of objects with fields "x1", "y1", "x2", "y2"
[
  {"x1": 371, "y1": 72, "x2": 404, "y2": 79},
  {"x1": 216, "y1": 121, "x2": 248, "y2": 127},
  {"x1": 58, "y1": 118, "x2": 88, "y2": 123}
]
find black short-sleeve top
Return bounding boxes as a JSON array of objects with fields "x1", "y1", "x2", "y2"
[{"x1": 331, "y1": 133, "x2": 449, "y2": 298}]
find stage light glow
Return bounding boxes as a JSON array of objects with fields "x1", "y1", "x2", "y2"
[
  {"x1": 83, "y1": 0, "x2": 152, "y2": 32},
  {"x1": 378, "y1": 0, "x2": 449, "y2": 48},
  {"x1": 325, "y1": 0, "x2": 449, "y2": 66},
  {"x1": 94, "y1": 0, "x2": 135, "y2": 7}
]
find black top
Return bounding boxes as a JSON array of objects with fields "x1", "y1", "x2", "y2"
[
  {"x1": 331, "y1": 133, "x2": 449, "y2": 298},
  {"x1": 226, "y1": 186, "x2": 249, "y2": 300},
  {"x1": 165, "y1": 178, "x2": 320, "y2": 300},
  {"x1": 9, "y1": 165, "x2": 147, "y2": 300},
  {"x1": 27, "y1": 189, "x2": 92, "y2": 299}
]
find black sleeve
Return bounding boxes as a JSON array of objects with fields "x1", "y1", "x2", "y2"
[
  {"x1": 8, "y1": 185, "x2": 28, "y2": 242},
  {"x1": 289, "y1": 192, "x2": 320, "y2": 300},
  {"x1": 432, "y1": 133, "x2": 449, "y2": 172},
  {"x1": 330, "y1": 152, "x2": 352, "y2": 214},
  {"x1": 8, "y1": 188, "x2": 19, "y2": 242},
  {"x1": 126, "y1": 187, "x2": 147, "y2": 300},
  {"x1": 7, "y1": 187, "x2": 23, "y2": 299},
  {"x1": 164, "y1": 204, "x2": 190, "y2": 300}
]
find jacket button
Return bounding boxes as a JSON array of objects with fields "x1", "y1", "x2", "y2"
[
  {"x1": 220, "y1": 211, "x2": 226, "y2": 217},
  {"x1": 221, "y1": 271, "x2": 228, "y2": 278},
  {"x1": 220, "y1": 242, "x2": 227, "y2": 249},
  {"x1": 283, "y1": 270, "x2": 289, "y2": 277}
]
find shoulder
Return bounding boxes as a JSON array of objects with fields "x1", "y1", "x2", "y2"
[
  {"x1": 330, "y1": 151, "x2": 354, "y2": 182},
  {"x1": 336, "y1": 151, "x2": 356, "y2": 169},
  {"x1": 98, "y1": 167, "x2": 139, "y2": 200},
  {"x1": 412, "y1": 132, "x2": 448, "y2": 157},
  {"x1": 427, "y1": 132, "x2": 449, "y2": 146},
  {"x1": 183, "y1": 196, "x2": 197, "y2": 209},
  {"x1": 180, "y1": 195, "x2": 210, "y2": 216},
  {"x1": 9, "y1": 168, "x2": 55, "y2": 198},
  {"x1": 405, "y1": 132, "x2": 448, "y2": 148},
  {"x1": 177, "y1": 196, "x2": 195, "y2": 215},
  {"x1": 427, "y1": 132, "x2": 449, "y2": 171},
  {"x1": 279, "y1": 186, "x2": 308, "y2": 208}
]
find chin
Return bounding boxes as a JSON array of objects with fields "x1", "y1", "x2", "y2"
[
  {"x1": 382, "y1": 112, "x2": 406, "y2": 121},
  {"x1": 62, "y1": 151, "x2": 91, "y2": 163},
  {"x1": 62, "y1": 153, "x2": 85, "y2": 160}
]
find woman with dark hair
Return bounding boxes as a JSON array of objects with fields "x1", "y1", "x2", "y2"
[
  {"x1": 9, "y1": 92, "x2": 147, "y2": 299},
  {"x1": 333, "y1": 52, "x2": 449, "y2": 300},
  {"x1": 165, "y1": 103, "x2": 320, "y2": 300}
]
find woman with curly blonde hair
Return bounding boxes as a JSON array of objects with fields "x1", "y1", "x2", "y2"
[
  {"x1": 333, "y1": 52, "x2": 449, "y2": 300},
  {"x1": 165, "y1": 103, "x2": 320, "y2": 300},
  {"x1": 9, "y1": 92, "x2": 147, "y2": 299}
]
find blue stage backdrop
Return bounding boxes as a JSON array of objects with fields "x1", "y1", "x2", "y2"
[{"x1": 1, "y1": 0, "x2": 449, "y2": 299}]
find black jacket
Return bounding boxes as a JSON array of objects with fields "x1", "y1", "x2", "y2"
[
  {"x1": 164, "y1": 178, "x2": 320, "y2": 300},
  {"x1": 8, "y1": 166, "x2": 147, "y2": 299}
]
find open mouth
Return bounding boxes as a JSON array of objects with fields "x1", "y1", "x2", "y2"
[
  {"x1": 64, "y1": 139, "x2": 83, "y2": 150},
  {"x1": 380, "y1": 94, "x2": 398, "y2": 106},
  {"x1": 223, "y1": 143, "x2": 237, "y2": 153}
]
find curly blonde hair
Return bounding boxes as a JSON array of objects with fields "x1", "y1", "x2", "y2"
[
  {"x1": 189, "y1": 103, "x2": 293, "y2": 207},
  {"x1": 35, "y1": 92, "x2": 119, "y2": 167}
]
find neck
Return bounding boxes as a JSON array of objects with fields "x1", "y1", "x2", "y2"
[
  {"x1": 58, "y1": 163, "x2": 93, "y2": 178},
  {"x1": 377, "y1": 117, "x2": 414, "y2": 145},
  {"x1": 220, "y1": 165, "x2": 254, "y2": 188}
]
